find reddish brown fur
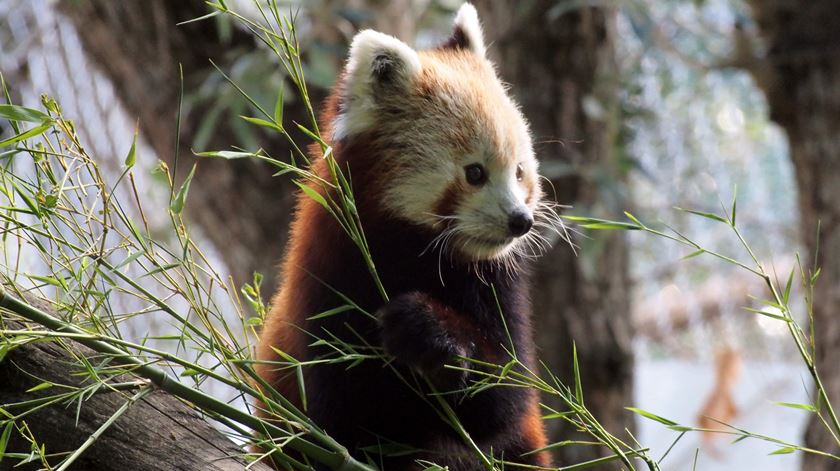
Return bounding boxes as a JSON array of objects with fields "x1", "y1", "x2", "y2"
[
  {"x1": 698, "y1": 347, "x2": 741, "y2": 447},
  {"x1": 254, "y1": 93, "x2": 340, "y2": 412},
  {"x1": 521, "y1": 401, "x2": 551, "y2": 466},
  {"x1": 433, "y1": 182, "x2": 466, "y2": 218}
]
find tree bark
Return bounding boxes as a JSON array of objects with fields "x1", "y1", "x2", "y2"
[
  {"x1": 474, "y1": 2, "x2": 634, "y2": 467},
  {"x1": 746, "y1": 2, "x2": 840, "y2": 469},
  {"x1": 0, "y1": 311, "x2": 271, "y2": 471},
  {"x1": 58, "y1": 0, "x2": 310, "y2": 292},
  {"x1": 747, "y1": 1, "x2": 840, "y2": 469}
]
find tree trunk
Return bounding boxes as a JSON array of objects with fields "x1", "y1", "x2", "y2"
[
  {"x1": 0, "y1": 311, "x2": 271, "y2": 471},
  {"x1": 747, "y1": 2, "x2": 840, "y2": 469},
  {"x1": 58, "y1": 0, "x2": 310, "y2": 292},
  {"x1": 474, "y1": 2, "x2": 634, "y2": 467}
]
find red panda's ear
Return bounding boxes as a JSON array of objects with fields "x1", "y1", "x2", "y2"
[
  {"x1": 334, "y1": 30, "x2": 421, "y2": 140},
  {"x1": 442, "y1": 3, "x2": 486, "y2": 57},
  {"x1": 345, "y1": 30, "x2": 421, "y2": 91}
]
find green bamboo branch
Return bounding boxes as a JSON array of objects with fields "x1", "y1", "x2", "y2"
[
  {"x1": 0, "y1": 285, "x2": 376, "y2": 471},
  {"x1": 566, "y1": 207, "x2": 840, "y2": 454}
]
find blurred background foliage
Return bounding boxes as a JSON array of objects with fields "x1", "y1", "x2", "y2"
[{"x1": 1, "y1": 0, "x2": 834, "y2": 469}]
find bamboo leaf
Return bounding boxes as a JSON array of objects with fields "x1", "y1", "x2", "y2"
[
  {"x1": 784, "y1": 267, "x2": 795, "y2": 305},
  {"x1": 195, "y1": 150, "x2": 254, "y2": 159},
  {"x1": 748, "y1": 295, "x2": 785, "y2": 310},
  {"x1": 625, "y1": 407, "x2": 678, "y2": 426},
  {"x1": 240, "y1": 115, "x2": 282, "y2": 131},
  {"x1": 743, "y1": 307, "x2": 789, "y2": 322},
  {"x1": 28, "y1": 275, "x2": 66, "y2": 290},
  {"x1": 26, "y1": 382, "x2": 53, "y2": 393},
  {"x1": 125, "y1": 127, "x2": 137, "y2": 168},
  {"x1": 682, "y1": 249, "x2": 705, "y2": 260},
  {"x1": 581, "y1": 222, "x2": 641, "y2": 230},
  {"x1": 674, "y1": 207, "x2": 728, "y2": 224},
  {"x1": 306, "y1": 305, "x2": 355, "y2": 320},
  {"x1": 0, "y1": 343, "x2": 16, "y2": 363},
  {"x1": 499, "y1": 359, "x2": 516, "y2": 380},
  {"x1": 295, "y1": 181, "x2": 328, "y2": 210},
  {"x1": 270, "y1": 346, "x2": 299, "y2": 365},
  {"x1": 143, "y1": 262, "x2": 181, "y2": 277},
  {"x1": 730, "y1": 191, "x2": 737, "y2": 226},
  {"x1": 624, "y1": 211, "x2": 645, "y2": 228},
  {"x1": 274, "y1": 86, "x2": 284, "y2": 125},
  {"x1": 0, "y1": 122, "x2": 52, "y2": 148},
  {"x1": 295, "y1": 122, "x2": 325, "y2": 146},
  {"x1": 562, "y1": 215, "x2": 641, "y2": 230},
  {"x1": 170, "y1": 164, "x2": 196, "y2": 214},
  {"x1": 0, "y1": 104, "x2": 50, "y2": 123},
  {"x1": 769, "y1": 446, "x2": 797, "y2": 455},
  {"x1": 542, "y1": 411, "x2": 573, "y2": 420},
  {"x1": 774, "y1": 402, "x2": 817, "y2": 413},
  {"x1": 296, "y1": 365, "x2": 307, "y2": 411},
  {"x1": 811, "y1": 267, "x2": 821, "y2": 285},
  {"x1": 0, "y1": 421, "x2": 13, "y2": 463},
  {"x1": 175, "y1": 9, "x2": 222, "y2": 25},
  {"x1": 114, "y1": 251, "x2": 144, "y2": 271},
  {"x1": 524, "y1": 440, "x2": 577, "y2": 454},
  {"x1": 12, "y1": 181, "x2": 41, "y2": 216},
  {"x1": 572, "y1": 342, "x2": 583, "y2": 405}
]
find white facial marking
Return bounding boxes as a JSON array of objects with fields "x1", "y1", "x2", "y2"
[{"x1": 454, "y1": 158, "x2": 535, "y2": 259}]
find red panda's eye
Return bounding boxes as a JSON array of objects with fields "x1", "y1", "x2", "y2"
[
  {"x1": 464, "y1": 164, "x2": 487, "y2": 186},
  {"x1": 516, "y1": 164, "x2": 524, "y2": 182}
]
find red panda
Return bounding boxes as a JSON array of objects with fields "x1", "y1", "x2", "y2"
[
  {"x1": 698, "y1": 346, "x2": 741, "y2": 450},
  {"x1": 256, "y1": 4, "x2": 555, "y2": 469}
]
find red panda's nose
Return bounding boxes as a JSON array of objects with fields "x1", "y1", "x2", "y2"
[{"x1": 508, "y1": 211, "x2": 534, "y2": 237}]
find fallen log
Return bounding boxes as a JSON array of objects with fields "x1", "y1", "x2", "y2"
[{"x1": 0, "y1": 303, "x2": 272, "y2": 471}]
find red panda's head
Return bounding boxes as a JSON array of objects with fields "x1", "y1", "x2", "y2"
[{"x1": 331, "y1": 4, "x2": 552, "y2": 262}]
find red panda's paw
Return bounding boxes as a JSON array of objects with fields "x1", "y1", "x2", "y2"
[{"x1": 377, "y1": 292, "x2": 472, "y2": 389}]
